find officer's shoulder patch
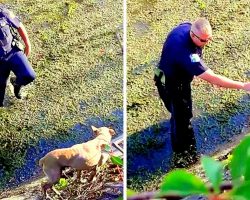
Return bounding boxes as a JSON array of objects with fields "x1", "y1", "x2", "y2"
[{"x1": 189, "y1": 54, "x2": 200, "y2": 63}]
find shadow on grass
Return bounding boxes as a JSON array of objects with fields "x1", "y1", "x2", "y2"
[
  {"x1": 127, "y1": 120, "x2": 172, "y2": 177},
  {"x1": 127, "y1": 95, "x2": 250, "y2": 180},
  {"x1": 0, "y1": 108, "x2": 123, "y2": 189}
]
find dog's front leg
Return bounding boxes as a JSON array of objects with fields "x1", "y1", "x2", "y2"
[
  {"x1": 88, "y1": 166, "x2": 97, "y2": 182},
  {"x1": 99, "y1": 152, "x2": 110, "y2": 166}
]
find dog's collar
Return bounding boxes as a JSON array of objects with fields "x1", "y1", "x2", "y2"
[
  {"x1": 85, "y1": 137, "x2": 111, "y2": 163},
  {"x1": 97, "y1": 136, "x2": 110, "y2": 144}
]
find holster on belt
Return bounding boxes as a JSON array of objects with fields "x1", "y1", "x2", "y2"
[{"x1": 12, "y1": 39, "x2": 24, "y2": 51}]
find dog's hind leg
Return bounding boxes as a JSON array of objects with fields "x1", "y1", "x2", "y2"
[
  {"x1": 42, "y1": 167, "x2": 61, "y2": 196},
  {"x1": 41, "y1": 182, "x2": 53, "y2": 198},
  {"x1": 76, "y1": 170, "x2": 82, "y2": 180}
]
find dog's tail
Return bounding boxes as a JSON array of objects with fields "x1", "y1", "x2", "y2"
[{"x1": 39, "y1": 157, "x2": 45, "y2": 167}]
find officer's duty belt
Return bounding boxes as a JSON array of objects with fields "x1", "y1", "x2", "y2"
[{"x1": 154, "y1": 68, "x2": 165, "y2": 85}]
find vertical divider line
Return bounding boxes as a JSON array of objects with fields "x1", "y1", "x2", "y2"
[{"x1": 123, "y1": 0, "x2": 127, "y2": 198}]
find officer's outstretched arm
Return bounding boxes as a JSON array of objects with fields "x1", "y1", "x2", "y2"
[
  {"x1": 198, "y1": 69, "x2": 250, "y2": 91},
  {"x1": 17, "y1": 22, "x2": 31, "y2": 56}
]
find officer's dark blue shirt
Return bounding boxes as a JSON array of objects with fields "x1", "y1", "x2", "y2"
[
  {"x1": 0, "y1": 7, "x2": 20, "y2": 28},
  {"x1": 0, "y1": 6, "x2": 20, "y2": 56},
  {"x1": 158, "y1": 22, "x2": 208, "y2": 88}
]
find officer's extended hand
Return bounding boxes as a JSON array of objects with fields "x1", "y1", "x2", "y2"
[{"x1": 243, "y1": 82, "x2": 250, "y2": 92}]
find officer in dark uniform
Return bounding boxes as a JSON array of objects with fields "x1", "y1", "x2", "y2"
[
  {"x1": 154, "y1": 18, "x2": 250, "y2": 161},
  {"x1": 0, "y1": 5, "x2": 35, "y2": 107}
]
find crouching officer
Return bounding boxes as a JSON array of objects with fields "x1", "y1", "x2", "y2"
[
  {"x1": 0, "y1": 5, "x2": 36, "y2": 107},
  {"x1": 154, "y1": 18, "x2": 250, "y2": 163}
]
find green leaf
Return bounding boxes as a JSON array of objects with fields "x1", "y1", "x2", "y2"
[
  {"x1": 244, "y1": 156, "x2": 250, "y2": 181},
  {"x1": 104, "y1": 144, "x2": 111, "y2": 152},
  {"x1": 201, "y1": 156, "x2": 223, "y2": 194},
  {"x1": 230, "y1": 136, "x2": 250, "y2": 184},
  {"x1": 54, "y1": 178, "x2": 68, "y2": 190},
  {"x1": 116, "y1": 196, "x2": 124, "y2": 200},
  {"x1": 232, "y1": 181, "x2": 250, "y2": 200},
  {"x1": 159, "y1": 169, "x2": 208, "y2": 196},
  {"x1": 111, "y1": 155, "x2": 123, "y2": 166},
  {"x1": 127, "y1": 188, "x2": 137, "y2": 197}
]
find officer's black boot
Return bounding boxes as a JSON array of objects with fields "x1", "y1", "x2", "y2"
[
  {"x1": 170, "y1": 118, "x2": 199, "y2": 168},
  {"x1": 186, "y1": 123, "x2": 199, "y2": 164},
  {"x1": 10, "y1": 77, "x2": 22, "y2": 99},
  {"x1": 0, "y1": 86, "x2": 5, "y2": 107}
]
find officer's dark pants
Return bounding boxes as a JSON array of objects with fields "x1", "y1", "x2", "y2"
[
  {"x1": 0, "y1": 48, "x2": 36, "y2": 106},
  {"x1": 154, "y1": 75, "x2": 197, "y2": 154}
]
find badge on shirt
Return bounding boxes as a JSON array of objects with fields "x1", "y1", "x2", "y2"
[
  {"x1": 190, "y1": 54, "x2": 200, "y2": 63},
  {"x1": 0, "y1": 19, "x2": 6, "y2": 27}
]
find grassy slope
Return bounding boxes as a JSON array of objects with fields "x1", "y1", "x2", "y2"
[
  {"x1": 0, "y1": 0, "x2": 122, "y2": 188},
  {"x1": 127, "y1": 0, "x2": 250, "y2": 191}
]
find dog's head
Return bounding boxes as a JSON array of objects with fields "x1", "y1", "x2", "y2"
[{"x1": 91, "y1": 126, "x2": 116, "y2": 142}]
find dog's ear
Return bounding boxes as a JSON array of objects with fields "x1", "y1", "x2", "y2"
[
  {"x1": 109, "y1": 128, "x2": 116, "y2": 136},
  {"x1": 91, "y1": 126, "x2": 99, "y2": 135}
]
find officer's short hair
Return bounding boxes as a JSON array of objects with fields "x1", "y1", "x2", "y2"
[{"x1": 192, "y1": 18, "x2": 211, "y2": 34}]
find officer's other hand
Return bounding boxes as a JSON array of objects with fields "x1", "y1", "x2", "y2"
[
  {"x1": 24, "y1": 45, "x2": 31, "y2": 57},
  {"x1": 243, "y1": 82, "x2": 250, "y2": 92}
]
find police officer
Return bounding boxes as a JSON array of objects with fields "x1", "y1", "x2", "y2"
[
  {"x1": 0, "y1": 5, "x2": 35, "y2": 107},
  {"x1": 154, "y1": 18, "x2": 250, "y2": 160}
]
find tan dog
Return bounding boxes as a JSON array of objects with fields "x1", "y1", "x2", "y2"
[{"x1": 39, "y1": 126, "x2": 115, "y2": 194}]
